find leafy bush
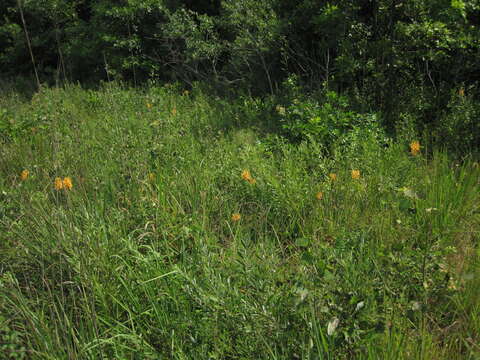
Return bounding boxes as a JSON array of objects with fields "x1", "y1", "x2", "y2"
[
  {"x1": 279, "y1": 89, "x2": 365, "y2": 150},
  {"x1": 437, "y1": 89, "x2": 480, "y2": 155}
]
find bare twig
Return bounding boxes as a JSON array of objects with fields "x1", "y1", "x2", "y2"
[{"x1": 17, "y1": 0, "x2": 41, "y2": 90}]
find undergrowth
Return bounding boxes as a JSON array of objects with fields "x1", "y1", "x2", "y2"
[{"x1": 0, "y1": 83, "x2": 479, "y2": 359}]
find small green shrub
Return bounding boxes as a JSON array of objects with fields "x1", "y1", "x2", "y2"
[
  {"x1": 437, "y1": 89, "x2": 480, "y2": 155},
  {"x1": 279, "y1": 90, "x2": 366, "y2": 149}
]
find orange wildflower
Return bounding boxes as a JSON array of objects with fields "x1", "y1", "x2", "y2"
[
  {"x1": 328, "y1": 173, "x2": 337, "y2": 181},
  {"x1": 54, "y1": 177, "x2": 64, "y2": 190},
  {"x1": 231, "y1": 213, "x2": 241, "y2": 222},
  {"x1": 315, "y1": 191, "x2": 323, "y2": 200},
  {"x1": 241, "y1": 169, "x2": 256, "y2": 184},
  {"x1": 351, "y1": 170, "x2": 361, "y2": 179},
  {"x1": 410, "y1": 141, "x2": 420, "y2": 156},
  {"x1": 20, "y1": 169, "x2": 29, "y2": 181},
  {"x1": 63, "y1": 177, "x2": 73, "y2": 190}
]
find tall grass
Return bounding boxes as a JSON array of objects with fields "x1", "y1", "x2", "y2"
[{"x1": 1, "y1": 83, "x2": 479, "y2": 359}]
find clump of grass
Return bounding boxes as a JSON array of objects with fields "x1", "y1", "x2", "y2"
[{"x1": 0, "y1": 83, "x2": 478, "y2": 359}]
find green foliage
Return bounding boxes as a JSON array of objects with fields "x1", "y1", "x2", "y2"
[
  {"x1": 279, "y1": 88, "x2": 366, "y2": 151},
  {"x1": 1, "y1": 0, "x2": 479, "y2": 142},
  {"x1": 0, "y1": 312, "x2": 26, "y2": 360},
  {"x1": 0, "y1": 84, "x2": 479, "y2": 359},
  {"x1": 437, "y1": 89, "x2": 480, "y2": 155}
]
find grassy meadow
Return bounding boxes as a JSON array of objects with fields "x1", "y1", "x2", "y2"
[{"x1": 0, "y1": 83, "x2": 479, "y2": 359}]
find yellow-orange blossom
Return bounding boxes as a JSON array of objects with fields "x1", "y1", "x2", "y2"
[
  {"x1": 63, "y1": 177, "x2": 73, "y2": 190},
  {"x1": 410, "y1": 141, "x2": 420, "y2": 156},
  {"x1": 231, "y1": 213, "x2": 241, "y2": 222},
  {"x1": 20, "y1": 169, "x2": 29, "y2": 181},
  {"x1": 351, "y1": 170, "x2": 361, "y2": 179},
  {"x1": 241, "y1": 169, "x2": 256, "y2": 184},
  {"x1": 54, "y1": 177, "x2": 73, "y2": 190}
]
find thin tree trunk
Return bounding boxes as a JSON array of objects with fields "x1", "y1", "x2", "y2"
[
  {"x1": 103, "y1": 52, "x2": 111, "y2": 82},
  {"x1": 54, "y1": 18, "x2": 67, "y2": 84},
  {"x1": 127, "y1": 22, "x2": 137, "y2": 87},
  {"x1": 17, "y1": 0, "x2": 41, "y2": 91}
]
